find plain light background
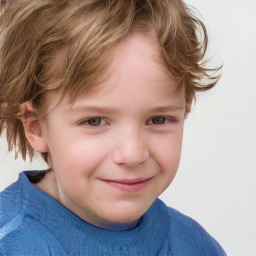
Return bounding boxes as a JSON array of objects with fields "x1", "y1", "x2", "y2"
[{"x1": 1, "y1": 0, "x2": 256, "y2": 255}]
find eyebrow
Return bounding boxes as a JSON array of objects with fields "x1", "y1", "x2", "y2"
[
  {"x1": 69, "y1": 104, "x2": 185, "y2": 115},
  {"x1": 69, "y1": 105, "x2": 120, "y2": 115},
  {"x1": 150, "y1": 105, "x2": 186, "y2": 112}
]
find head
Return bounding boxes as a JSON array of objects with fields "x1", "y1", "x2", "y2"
[{"x1": 0, "y1": 0, "x2": 221, "y2": 228}]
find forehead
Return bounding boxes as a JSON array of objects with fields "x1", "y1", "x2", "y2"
[
  {"x1": 108, "y1": 32, "x2": 172, "y2": 82},
  {"x1": 44, "y1": 32, "x2": 183, "y2": 112}
]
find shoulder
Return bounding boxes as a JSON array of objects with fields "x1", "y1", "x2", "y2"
[
  {"x1": 0, "y1": 178, "x2": 23, "y2": 228},
  {"x1": 0, "y1": 171, "x2": 46, "y2": 227},
  {"x1": 166, "y1": 206, "x2": 227, "y2": 256},
  {"x1": 0, "y1": 214, "x2": 53, "y2": 256},
  {"x1": 1, "y1": 208, "x2": 67, "y2": 255},
  {"x1": 0, "y1": 180, "x2": 48, "y2": 255},
  {"x1": 0, "y1": 173, "x2": 66, "y2": 255}
]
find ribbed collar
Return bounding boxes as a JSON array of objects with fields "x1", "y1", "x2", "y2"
[{"x1": 18, "y1": 171, "x2": 170, "y2": 255}]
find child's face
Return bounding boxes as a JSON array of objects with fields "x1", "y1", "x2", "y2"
[{"x1": 38, "y1": 33, "x2": 188, "y2": 230}]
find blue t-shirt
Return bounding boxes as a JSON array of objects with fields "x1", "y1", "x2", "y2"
[{"x1": 0, "y1": 171, "x2": 226, "y2": 255}]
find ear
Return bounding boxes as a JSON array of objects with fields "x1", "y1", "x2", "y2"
[
  {"x1": 184, "y1": 100, "x2": 192, "y2": 119},
  {"x1": 21, "y1": 102, "x2": 48, "y2": 153}
]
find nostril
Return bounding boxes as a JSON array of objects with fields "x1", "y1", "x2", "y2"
[
  {"x1": 112, "y1": 146, "x2": 149, "y2": 167},
  {"x1": 111, "y1": 131, "x2": 149, "y2": 166},
  {"x1": 112, "y1": 149, "x2": 123, "y2": 164}
]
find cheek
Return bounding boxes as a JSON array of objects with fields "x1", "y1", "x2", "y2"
[
  {"x1": 152, "y1": 132, "x2": 183, "y2": 173},
  {"x1": 49, "y1": 133, "x2": 108, "y2": 176},
  {"x1": 153, "y1": 134, "x2": 183, "y2": 195}
]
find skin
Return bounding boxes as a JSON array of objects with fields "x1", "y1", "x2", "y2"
[{"x1": 23, "y1": 32, "x2": 190, "y2": 230}]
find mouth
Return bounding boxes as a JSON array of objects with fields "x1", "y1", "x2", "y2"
[{"x1": 100, "y1": 177, "x2": 152, "y2": 193}]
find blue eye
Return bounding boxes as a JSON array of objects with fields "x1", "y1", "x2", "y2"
[
  {"x1": 88, "y1": 118, "x2": 102, "y2": 126},
  {"x1": 148, "y1": 116, "x2": 176, "y2": 126},
  {"x1": 151, "y1": 117, "x2": 166, "y2": 125},
  {"x1": 80, "y1": 118, "x2": 105, "y2": 126}
]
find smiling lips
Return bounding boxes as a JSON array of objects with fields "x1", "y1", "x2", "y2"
[{"x1": 101, "y1": 177, "x2": 152, "y2": 193}]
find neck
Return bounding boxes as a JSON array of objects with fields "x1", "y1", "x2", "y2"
[{"x1": 97, "y1": 219, "x2": 139, "y2": 231}]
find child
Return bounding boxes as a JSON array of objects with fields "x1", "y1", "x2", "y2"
[{"x1": 0, "y1": 0, "x2": 226, "y2": 255}]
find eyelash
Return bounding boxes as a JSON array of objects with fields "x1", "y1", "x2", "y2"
[
  {"x1": 78, "y1": 116, "x2": 177, "y2": 127},
  {"x1": 147, "y1": 116, "x2": 177, "y2": 125},
  {"x1": 78, "y1": 117, "x2": 107, "y2": 127}
]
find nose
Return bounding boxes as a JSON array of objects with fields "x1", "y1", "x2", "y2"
[{"x1": 111, "y1": 129, "x2": 149, "y2": 167}]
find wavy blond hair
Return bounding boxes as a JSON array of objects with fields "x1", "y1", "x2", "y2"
[{"x1": 0, "y1": 0, "x2": 221, "y2": 161}]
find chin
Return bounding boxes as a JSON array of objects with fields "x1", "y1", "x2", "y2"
[{"x1": 102, "y1": 202, "x2": 150, "y2": 225}]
